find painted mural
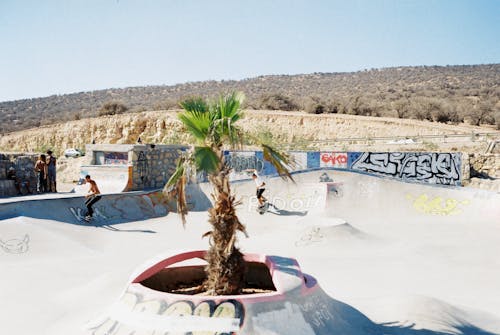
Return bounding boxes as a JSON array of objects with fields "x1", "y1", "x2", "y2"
[
  {"x1": 89, "y1": 291, "x2": 244, "y2": 335},
  {"x1": 221, "y1": 151, "x2": 462, "y2": 186},
  {"x1": 349, "y1": 152, "x2": 461, "y2": 186}
]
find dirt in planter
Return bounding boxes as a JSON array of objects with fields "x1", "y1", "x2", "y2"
[{"x1": 167, "y1": 279, "x2": 276, "y2": 296}]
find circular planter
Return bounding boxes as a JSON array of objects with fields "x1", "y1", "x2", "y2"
[{"x1": 88, "y1": 250, "x2": 337, "y2": 335}]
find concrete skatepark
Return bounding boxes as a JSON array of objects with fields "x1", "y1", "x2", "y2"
[{"x1": 1, "y1": 169, "x2": 499, "y2": 334}]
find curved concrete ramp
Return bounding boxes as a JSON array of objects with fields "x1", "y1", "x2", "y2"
[
  {"x1": 74, "y1": 165, "x2": 133, "y2": 194},
  {"x1": 1, "y1": 169, "x2": 499, "y2": 335},
  {"x1": 231, "y1": 169, "x2": 499, "y2": 225},
  {"x1": 0, "y1": 191, "x2": 172, "y2": 225}
]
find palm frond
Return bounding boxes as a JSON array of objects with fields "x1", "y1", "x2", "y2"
[
  {"x1": 178, "y1": 111, "x2": 212, "y2": 143},
  {"x1": 194, "y1": 146, "x2": 220, "y2": 174},
  {"x1": 162, "y1": 155, "x2": 191, "y2": 226},
  {"x1": 262, "y1": 143, "x2": 295, "y2": 182},
  {"x1": 214, "y1": 92, "x2": 245, "y2": 139},
  {"x1": 179, "y1": 97, "x2": 208, "y2": 114}
]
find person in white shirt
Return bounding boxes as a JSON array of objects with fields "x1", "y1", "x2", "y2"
[{"x1": 248, "y1": 169, "x2": 266, "y2": 206}]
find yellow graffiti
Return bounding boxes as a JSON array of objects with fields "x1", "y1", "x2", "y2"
[{"x1": 406, "y1": 194, "x2": 470, "y2": 216}]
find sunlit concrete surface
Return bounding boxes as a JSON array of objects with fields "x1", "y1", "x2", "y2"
[{"x1": 1, "y1": 170, "x2": 499, "y2": 334}]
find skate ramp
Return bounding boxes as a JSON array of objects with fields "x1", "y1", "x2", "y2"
[
  {"x1": 231, "y1": 169, "x2": 499, "y2": 225},
  {"x1": 1, "y1": 169, "x2": 500, "y2": 335},
  {"x1": 74, "y1": 165, "x2": 132, "y2": 194}
]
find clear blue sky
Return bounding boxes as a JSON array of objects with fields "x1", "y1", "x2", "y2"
[{"x1": 1, "y1": 0, "x2": 499, "y2": 102}]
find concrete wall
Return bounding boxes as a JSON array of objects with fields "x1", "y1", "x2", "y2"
[
  {"x1": 223, "y1": 151, "x2": 463, "y2": 186},
  {"x1": 83, "y1": 144, "x2": 188, "y2": 191}
]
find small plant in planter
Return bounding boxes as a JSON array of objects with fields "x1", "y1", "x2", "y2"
[{"x1": 163, "y1": 91, "x2": 294, "y2": 296}]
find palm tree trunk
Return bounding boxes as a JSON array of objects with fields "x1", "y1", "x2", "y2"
[{"x1": 204, "y1": 163, "x2": 246, "y2": 295}]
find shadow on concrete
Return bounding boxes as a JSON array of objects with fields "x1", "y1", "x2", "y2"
[
  {"x1": 92, "y1": 224, "x2": 156, "y2": 234},
  {"x1": 267, "y1": 203, "x2": 308, "y2": 216},
  {"x1": 0, "y1": 192, "x2": 176, "y2": 227},
  {"x1": 325, "y1": 296, "x2": 496, "y2": 335}
]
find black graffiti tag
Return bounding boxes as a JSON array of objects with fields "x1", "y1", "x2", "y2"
[
  {"x1": 225, "y1": 154, "x2": 264, "y2": 173},
  {"x1": 351, "y1": 152, "x2": 461, "y2": 185}
]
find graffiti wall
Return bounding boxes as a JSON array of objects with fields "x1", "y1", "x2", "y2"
[
  {"x1": 349, "y1": 152, "x2": 461, "y2": 186},
  {"x1": 222, "y1": 151, "x2": 462, "y2": 186}
]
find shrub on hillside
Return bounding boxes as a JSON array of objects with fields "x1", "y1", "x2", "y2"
[
  {"x1": 467, "y1": 102, "x2": 495, "y2": 126},
  {"x1": 494, "y1": 110, "x2": 500, "y2": 130},
  {"x1": 259, "y1": 93, "x2": 299, "y2": 111},
  {"x1": 98, "y1": 101, "x2": 128, "y2": 116},
  {"x1": 392, "y1": 99, "x2": 410, "y2": 118},
  {"x1": 432, "y1": 108, "x2": 463, "y2": 124}
]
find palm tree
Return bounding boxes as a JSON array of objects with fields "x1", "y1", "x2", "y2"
[{"x1": 164, "y1": 91, "x2": 294, "y2": 295}]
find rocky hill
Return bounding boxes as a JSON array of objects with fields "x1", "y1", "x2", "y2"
[
  {"x1": 0, "y1": 110, "x2": 495, "y2": 155},
  {"x1": 1, "y1": 110, "x2": 499, "y2": 192},
  {"x1": 1, "y1": 64, "x2": 499, "y2": 134}
]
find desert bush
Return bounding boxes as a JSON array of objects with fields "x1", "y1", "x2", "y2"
[
  {"x1": 432, "y1": 108, "x2": 463, "y2": 124},
  {"x1": 467, "y1": 102, "x2": 495, "y2": 126},
  {"x1": 98, "y1": 101, "x2": 128, "y2": 116},
  {"x1": 303, "y1": 96, "x2": 326, "y2": 114},
  {"x1": 494, "y1": 110, "x2": 500, "y2": 130},
  {"x1": 347, "y1": 96, "x2": 381, "y2": 116},
  {"x1": 259, "y1": 93, "x2": 299, "y2": 111},
  {"x1": 392, "y1": 99, "x2": 410, "y2": 118}
]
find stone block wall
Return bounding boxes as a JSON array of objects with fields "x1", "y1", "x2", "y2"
[
  {"x1": 129, "y1": 145, "x2": 187, "y2": 190},
  {"x1": 83, "y1": 144, "x2": 188, "y2": 191},
  {"x1": 469, "y1": 153, "x2": 500, "y2": 179},
  {"x1": 0, "y1": 153, "x2": 38, "y2": 196}
]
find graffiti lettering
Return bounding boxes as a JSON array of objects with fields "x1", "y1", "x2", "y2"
[
  {"x1": 136, "y1": 151, "x2": 149, "y2": 186},
  {"x1": 0, "y1": 234, "x2": 29, "y2": 254},
  {"x1": 89, "y1": 291, "x2": 244, "y2": 335},
  {"x1": 320, "y1": 152, "x2": 348, "y2": 168},
  {"x1": 295, "y1": 227, "x2": 324, "y2": 247},
  {"x1": 351, "y1": 152, "x2": 461, "y2": 185},
  {"x1": 299, "y1": 295, "x2": 334, "y2": 328},
  {"x1": 406, "y1": 194, "x2": 470, "y2": 215},
  {"x1": 252, "y1": 302, "x2": 315, "y2": 335},
  {"x1": 225, "y1": 153, "x2": 264, "y2": 173},
  {"x1": 69, "y1": 206, "x2": 109, "y2": 222}
]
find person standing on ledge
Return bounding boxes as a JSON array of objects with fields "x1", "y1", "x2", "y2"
[
  {"x1": 84, "y1": 175, "x2": 101, "y2": 221},
  {"x1": 34, "y1": 154, "x2": 47, "y2": 193},
  {"x1": 46, "y1": 150, "x2": 57, "y2": 192}
]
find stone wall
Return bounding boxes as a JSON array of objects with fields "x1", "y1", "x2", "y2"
[
  {"x1": 0, "y1": 153, "x2": 38, "y2": 196},
  {"x1": 469, "y1": 153, "x2": 500, "y2": 179},
  {"x1": 129, "y1": 145, "x2": 186, "y2": 190},
  {"x1": 83, "y1": 144, "x2": 187, "y2": 192}
]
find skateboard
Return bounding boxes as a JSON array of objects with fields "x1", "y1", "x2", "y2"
[
  {"x1": 257, "y1": 201, "x2": 269, "y2": 215},
  {"x1": 69, "y1": 207, "x2": 94, "y2": 224}
]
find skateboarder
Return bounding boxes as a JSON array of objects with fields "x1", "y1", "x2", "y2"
[
  {"x1": 83, "y1": 175, "x2": 101, "y2": 221},
  {"x1": 248, "y1": 169, "x2": 266, "y2": 206}
]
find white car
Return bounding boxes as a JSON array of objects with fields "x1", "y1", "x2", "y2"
[{"x1": 64, "y1": 148, "x2": 83, "y2": 158}]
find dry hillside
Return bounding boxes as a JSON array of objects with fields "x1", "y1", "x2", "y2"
[
  {"x1": 1, "y1": 64, "x2": 499, "y2": 134},
  {"x1": 0, "y1": 110, "x2": 496, "y2": 155},
  {"x1": 2, "y1": 110, "x2": 499, "y2": 192}
]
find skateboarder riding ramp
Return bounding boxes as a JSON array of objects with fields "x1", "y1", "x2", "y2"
[{"x1": 74, "y1": 165, "x2": 133, "y2": 194}]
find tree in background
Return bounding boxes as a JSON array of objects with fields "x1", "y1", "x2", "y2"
[{"x1": 164, "y1": 91, "x2": 294, "y2": 295}]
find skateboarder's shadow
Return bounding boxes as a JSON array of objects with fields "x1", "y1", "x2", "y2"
[
  {"x1": 100, "y1": 225, "x2": 156, "y2": 233},
  {"x1": 267, "y1": 203, "x2": 308, "y2": 216},
  {"x1": 77, "y1": 222, "x2": 156, "y2": 233}
]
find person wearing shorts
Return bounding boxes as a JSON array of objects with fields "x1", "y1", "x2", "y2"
[
  {"x1": 250, "y1": 170, "x2": 266, "y2": 206},
  {"x1": 84, "y1": 175, "x2": 102, "y2": 221}
]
